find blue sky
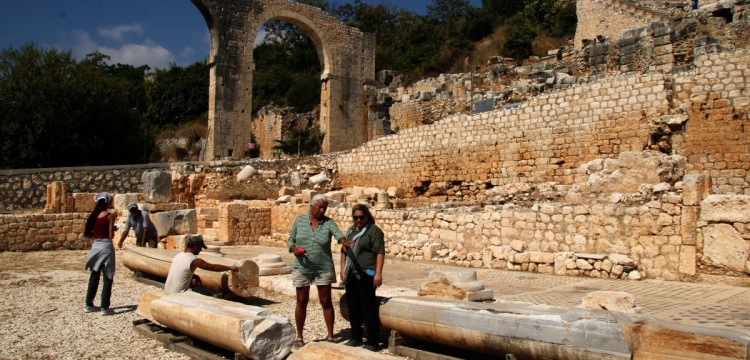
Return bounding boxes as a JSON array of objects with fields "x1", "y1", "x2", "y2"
[{"x1": 0, "y1": 0, "x2": 481, "y2": 70}]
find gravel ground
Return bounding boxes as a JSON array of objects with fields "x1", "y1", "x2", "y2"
[{"x1": 0, "y1": 250, "x2": 401, "y2": 359}]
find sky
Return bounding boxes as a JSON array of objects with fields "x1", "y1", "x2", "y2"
[{"x1": 0, "y1": 0, "x2": 482, "y2": 70}]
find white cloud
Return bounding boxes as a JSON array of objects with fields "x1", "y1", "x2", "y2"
[
  {"x1": 70, "y1": 29, "x2": 99, "y2": 57},
  {"x1": 98, "y1": 24, "x2": 144, "y2": 42},
  {"x1": 99, "y1": 41, "x2": 175, "y2": 69},
  {"x1": 67, "y1": 29, "x2": 176, "y2": 69}
]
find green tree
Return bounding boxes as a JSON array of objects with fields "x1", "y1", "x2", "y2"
[
  {"x1": 273, "y1": 128, "x2": 325, "y2": 156},
  {"x1": 482, "y1": 0, "x2": 528, "y2": 24},
  {"x1": 502, "y1": 15, "x2": 537, "y2": 61},
  {"x1": 253, "y1": 10, "x2": 322, "y2": 114},
  {"x1": 145, "y1": 61, "x2": 209, "y2": 128},
  {"x1": 522, "y1": 0, "x2": 566, "y2": 33},
  {"x1": 0, "y1": 44, "x2": 146, "y2": 168},
  {"x1": 426, "y1": 0, "x2": 472, "y2": 31}
]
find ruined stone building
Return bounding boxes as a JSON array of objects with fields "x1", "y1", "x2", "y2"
[{"x1": 1, "y1": 0, "x2": 749, "y2": 287}]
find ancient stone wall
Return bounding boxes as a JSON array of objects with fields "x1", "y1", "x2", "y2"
[
  {"x1": 338, "y1": 73, "x2": 668, "y2": 198},
  {"x1": 674, "y1": 49, "x2": 750, "y2": 195},
  {"x1": 0, "y1": 213, "x2": 88, "y2": 252},
  {"x1": 0, "y1": 164, "x2": 168, "y2": 211},
  {"x1": 387, "y1": 102, "x2": 425, "y2": 132},
  {"x1": 575, "y1": 0, "x2": 661, "y2": 50},
  {"x1": 218, "y1": 201, "x2": 272, "y2": 245}
]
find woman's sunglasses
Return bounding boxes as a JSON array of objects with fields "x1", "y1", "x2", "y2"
[{"x1": 352, "y1": 215, "x2": 366, "y2": 220}]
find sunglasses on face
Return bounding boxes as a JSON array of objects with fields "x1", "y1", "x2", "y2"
[{"x1": 352, "y1": 215, "x2": 366, "y2": 220}]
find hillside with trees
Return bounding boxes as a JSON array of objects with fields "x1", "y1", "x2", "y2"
[{"x1": 0, "y1": 0, "x2": 576, "y2": 168}]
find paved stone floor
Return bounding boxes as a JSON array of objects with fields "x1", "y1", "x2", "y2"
[{"x1": 221, "y1": 245, "x2": 750, "y2": 334}]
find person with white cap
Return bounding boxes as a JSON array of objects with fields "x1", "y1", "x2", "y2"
[
  {"x1": 83, "y1": 192, "x2": 117, "y2": 315},
  {"x1": 117, "y1": 202, "x2": 158, "y2": 248},
  {"x1": 164, "y1": 235, "x2": 239, "y2": 295}
]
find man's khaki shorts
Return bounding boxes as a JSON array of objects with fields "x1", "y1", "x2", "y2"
[{"x1": 292, "y1": 269, "x2": 335, "y2": 287}]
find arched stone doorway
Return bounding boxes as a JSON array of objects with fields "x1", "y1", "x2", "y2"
[{"x1": 191, "y1": 0, "x2": 376, "y2": 160}]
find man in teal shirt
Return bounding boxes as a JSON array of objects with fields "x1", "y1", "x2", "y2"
[{"x1": 287, "y1": 194, "x2": 346, "y2": 349}]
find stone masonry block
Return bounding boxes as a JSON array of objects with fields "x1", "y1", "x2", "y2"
[
  {"x1": 679, "y1": 245, "x2": 696, "y2": 275},
  {"x1": 682, "y1": 174, "x2": 711, "y2": 206},
  {"x1": 699, "y1": 195, "x2": 750, "y2": 223},
  {"x1": 72, "y1": 193, "x2": 99, "y2": 213},
  {"x1": 681, "y1": 206, "x2": 698, "y2": 245},
  {"x1": 153, "y1": 209, "x2": 197, "y2": 237},
  {"x1": 114, "y1": 193, "x2": 141, "y2": 211},
  {"x1": 301, "y1": 190, "x2": 319, "y2": 203},
  {"x1": 45, "y1": 182, "x2": 66, "y2": 214},
  {"x1": 143, "y1": 171, "x2": 172, "y2": 203}
]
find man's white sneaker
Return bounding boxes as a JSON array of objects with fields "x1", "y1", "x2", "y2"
[{"x1": 84, "y1": 305, "x2": 100, "y2": 313}]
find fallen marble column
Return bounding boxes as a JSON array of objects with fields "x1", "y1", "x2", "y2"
[
  {"x1": 137, "y1": 290, "x2": 294, "y2": 360},
  {"x1": 340, "y1": 296, "x2": 750, "y2": 360},
  {"x1": 121, "y1": 245, "x2": 259, "y2": 297}
]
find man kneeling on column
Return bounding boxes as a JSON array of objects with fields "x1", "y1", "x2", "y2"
[{"x1": 164, "y1": 236, "x2": 238, "y2": 295}]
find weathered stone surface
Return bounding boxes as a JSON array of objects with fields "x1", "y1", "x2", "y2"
[
  {"x1": 580, "y1": 291, "x2": 638, "y2": 313},
  {"x1": 683, "y1": 174, "x2": 712, "y2": 206},
  {"x1": 72, "y1": 193, "x2": 99, "y2": 213},
  {"x1": 143, "y1": 171, "x2": 172, "y2": 203},
  {"x1": 44, "y1": 182, "x2": 66, "y2": 214},
  {"x1": 279, "y1": 186, "x2": 297, "y2": 197},
  {"x1": 555, "y1": 252, "x2": 575, "y2": 275},
  {"x1": 153, "y1": 209, "x2": 197, "y2": 237},
  {"x1": 276, "y1": 195, "x2": 292, "y2": 203},
  {"x1": 417, "y1": 269, "x2": 490, "y2": 301},
  {"x1": 583, "y1": 151, "x2": 686, "y2": 195},
  {"x1": 681, "y1": 206, "x2": 698, "y2": 245},
  {"x1": 140, "y1": 203, "x2": 189, "y2": 212},
  {"x1": 309, "y1": 171, "x2": 329, "y2": 184},
  {"x1": 253, "y1": 254, "x2": 292, "y2": 276},
  {"x1": 114, "y1": 193, "x2": 141, "y2": 212},
  {"x1": 628, "y1": 270, "x2": 642, "y2": 280},
  {"x1": 236, "y1": 165, "x2": 256, "y2": 182},
  {"x1": 700, "y1": 195, "x2": 750, "y2": 223},
  {"x1": 301, "y1": 190, "x2": 319, "y2": 203},
  {"x1": 141, "y1": 291, "x2": 293, "y2": 360},
  {"x1": 679, "y1": 245, "x2": 696, "y2": 275},
  {"x1": 702, "y1": 224, "x2": 750, "y2": 272},
  {"x1": 387, "y1": 187, "x2": 405, "y2": 198},
  {"x1": 325, "y1": 191, "x2": 346, "y2": 203},
  {"x1": 287, "y1": 341, "x2": 395, "y2": 360},
  {"x1": 608, "y1": 254, "x2": 636, "y2": 267}
]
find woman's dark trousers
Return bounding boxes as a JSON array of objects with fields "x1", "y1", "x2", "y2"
[
  {"x1": 85, "y1": 269, "x2": 112, "y2": 309},
  {"x1": 345, "y1": 274, "x2": 380, "y2": 346}
]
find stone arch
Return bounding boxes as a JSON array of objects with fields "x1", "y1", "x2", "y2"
[
  {"x1": 254, "y1": 10, "x2": 333, "y2": 77},
  {"x1": 191, "y1": 0, "x2": 376, "y2": 160}
]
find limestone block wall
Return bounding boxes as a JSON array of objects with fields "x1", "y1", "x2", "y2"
[
  {"x1": 696, "y1": 194, "x2": 750, "y2": 277},
  {"x1": 0, "y1": 164, "x2": 167, "y2": 211},
  {"x1": 388, "y1": 102, "x2": 425, "y2": 131},
  {"x1": 575, "y1": 0, "x2": 655, "y2": 49},
  {"x1": 0, "y1": 213, "x2": 88, "y2": 252},
  {"x1": 218, "y1": 201, "x2": 272, "y2": 245},
  {"x1": 337, "y1": 74, "x2": 667, "y2": 198},
  {"x1": 673, "y1": 50, "x2": 750, "y2": 195},
  {"x1": 320, "y1": 197, "x2": 683, "y2": 281},
  {"x1": 196, "y1": 207, "x2": 219, "y2": 241}
]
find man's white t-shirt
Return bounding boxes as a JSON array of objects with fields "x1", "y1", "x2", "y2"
[{"x1": 164, "y1": 252, "x2": 197, "y2": 294}]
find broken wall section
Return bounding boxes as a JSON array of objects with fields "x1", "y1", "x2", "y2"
[{"x1": 337, "y1": 73, "x2": 669, "y2": 199}]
